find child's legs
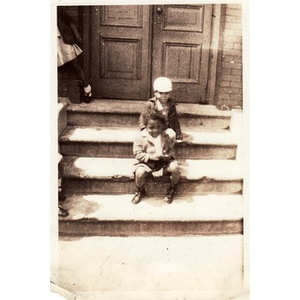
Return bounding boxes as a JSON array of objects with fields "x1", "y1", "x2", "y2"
[
  {"x1": 165, "y1": 161, "x2": 180, "y2": 185},
  {"x1": 165, "y1": 128, "x2": 176, "y2": 144},
  {"x1": 135, "y1": 166, "x2": 148, "y2": 188}
]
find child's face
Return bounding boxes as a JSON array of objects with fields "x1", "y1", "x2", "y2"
[
  {"x1": 155, "y1": 91, "x2": 170, "y2": 103},
  {"x1": 146, "y1": 119, "x2": 163, "y2": 137}
]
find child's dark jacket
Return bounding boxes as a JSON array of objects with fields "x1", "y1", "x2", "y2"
[{"x1": 139, "y1": 97, "x2": 182, "y2": 137}]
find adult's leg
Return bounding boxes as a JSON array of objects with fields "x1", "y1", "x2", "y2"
[
  {"x1": 69, "y1": 57, "x2": 88, "y2": 87},
  {"x1": 69, "y1": 57, "x2": 92, "y2": 102}
]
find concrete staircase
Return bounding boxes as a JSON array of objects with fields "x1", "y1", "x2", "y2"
[{"x1": 58, "y1": 98, "x2": 244, "y2": 237}]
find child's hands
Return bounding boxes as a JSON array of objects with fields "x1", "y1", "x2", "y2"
[
  {"x1": 149, "y1": 154, "x2": 162, "y2": 161},
  {"x1": 150, "y1": 154, "x2": 173, "y2": 161},
  {"x1": 161, "y1": 154, "x2": 172, "y2": 161}
]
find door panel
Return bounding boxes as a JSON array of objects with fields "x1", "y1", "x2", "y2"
[
  {"x1": 152, "y1": 5, "x2": 212, "y2": 103},
  {"x1": 90, "y1": 6, "x2": 151, "y2": 100}
]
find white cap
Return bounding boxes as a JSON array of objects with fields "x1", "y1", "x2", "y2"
[{"x1": 153, "y1": 77, "x2": 172, "y2": 92}]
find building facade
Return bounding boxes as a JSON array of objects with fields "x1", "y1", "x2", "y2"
[{"x1": 57, "y1": 4, "x2": 243, "y2": 109}]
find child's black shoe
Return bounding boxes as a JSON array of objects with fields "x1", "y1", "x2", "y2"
[
  {"x1": 59, "y1": 191, "x2": 66, "y2": 202},
  {"x1": 164, "y1": 184, "x2": 177, "y2": 204},
  {"x1": 58, "y1": 204, "x2": 69, "y2": 217},
  {"x1": 131, "y1": 186, "x2": 146, "y2": 205}
]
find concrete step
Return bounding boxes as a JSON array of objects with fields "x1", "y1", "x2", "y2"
[
  {"x1": 67, "y1": 99, "x2": 232, "y2": 129},
  {"x1": 59, "y1": 194, "x2": 243, "y2": 236},
  {"x1": 53, "y1": 235, "x2": 245, "y2": 295},
  {"x1": 59, "y1": 126, "x2": 238, "y2": 159},
  {"x1": 60, "y1": 157, "x2": 243, "y2": 195},
  {"x1": 57, "y1": 98, "x2": 68, "y2": 137},
  {"x1": 70, "y1": 291, "x2": 249, "y2": 300}
]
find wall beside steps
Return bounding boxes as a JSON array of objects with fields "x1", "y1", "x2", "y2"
[{"x1": 215, "y1": 4, "x2": 243, "y2": 109}]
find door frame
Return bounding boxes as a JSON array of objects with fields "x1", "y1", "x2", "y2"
[
  {"x1": 82, "y1": 4, "x2": 221, "y2": 104},
  {"x1": 206, "y1": 4, "x2": 222, "y2": 105}
]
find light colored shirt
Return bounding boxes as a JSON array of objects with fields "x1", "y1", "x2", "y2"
[
  {"x1": 156, "y1": 99, "x2": 169, "y2": 117},
  {"x1": 149, "y1": 134, "x2": 162, "y2": 155}
]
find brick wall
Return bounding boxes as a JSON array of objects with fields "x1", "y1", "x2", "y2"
[{"x1": 215, "y1": 4, "x2": 243, "y2": 109}]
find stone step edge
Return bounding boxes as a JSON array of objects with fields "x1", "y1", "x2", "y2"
[
  {"x1": 59, "y1": 194, "x2": 243, "y2": 222},
  {"x1": 60, "y1": 157, "x2": 243, "y2": 181},
  {"x1": 59, "y1": 219, "x2": 243, "y2": 237},
  {"x1": 59, "y1": 126, "x2": 238, "y2": 146},
  {"x1": 67, "y1": 99, "x2": 232, "y2": 118}
]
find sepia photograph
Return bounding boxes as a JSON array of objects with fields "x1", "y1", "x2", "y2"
[
  {"x1": 51, "y1": 1, "x2": 249, "y2": 299},
  {"x1": 5, "y1": 1, "x2": 300, "y2": 299}
]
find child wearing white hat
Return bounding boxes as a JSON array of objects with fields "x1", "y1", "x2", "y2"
[{"x1": 139, "y1": 77, "x2": 183, "y2": 141}]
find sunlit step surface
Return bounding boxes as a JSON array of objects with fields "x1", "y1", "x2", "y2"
[
  {"x1": 60, "y1": 194, "x2": 243, "y2": 221},
  {"x1": 67, "y1": 99, "x2": 232, "y2": 129},
  {"x1": 60, "y1": 157, "x2": 243, "y2": 196},
  {"x1": 59, "y1": 126, "x2": 238, "y2": 159}
]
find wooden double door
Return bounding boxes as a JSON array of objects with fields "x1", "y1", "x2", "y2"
[{"x1": 88, "y1": 5, "x2": 214, "y2": 103}]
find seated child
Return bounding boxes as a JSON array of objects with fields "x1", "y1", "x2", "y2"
[
  {"x1": 139, "y1": 77, "x2": 183, "y2": 141},
  {"x1": 132, "y1": 111, "x2": 180, "y2": 205}
]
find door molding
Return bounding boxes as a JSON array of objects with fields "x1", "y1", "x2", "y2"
[
  {"x1": 83, "y1": 6, "x2": 91, "y2": 85},
  {"x1": 207, "y1": 4, "x2": 221, "y2": 105},
  {"x1": 82, "y1": 5, "x2": 221, "y2": 104}
]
